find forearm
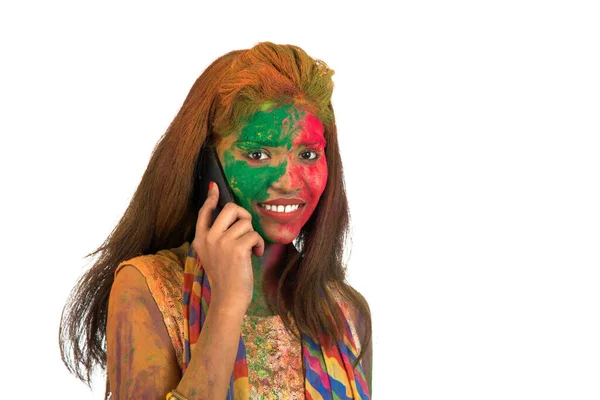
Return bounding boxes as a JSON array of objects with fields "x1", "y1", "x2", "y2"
[{"x1": 175, "y1": 305, "x2": 246, "y2": 399}]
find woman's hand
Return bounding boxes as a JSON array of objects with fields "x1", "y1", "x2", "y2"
[{"x1": 192, "y1": 181, "x2": 265, "y2": 312}]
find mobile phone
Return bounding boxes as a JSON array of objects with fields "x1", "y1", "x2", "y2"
[{"x1": 196, "y1": 145, "x2": 236, "y2": 224}]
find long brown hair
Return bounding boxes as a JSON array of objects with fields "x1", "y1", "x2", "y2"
[{"x1": 59, "y1": 41, "x2": 372, "y2": 388}]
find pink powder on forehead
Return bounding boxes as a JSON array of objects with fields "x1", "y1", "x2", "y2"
[{"x1": 295, "y1": 113, "x2": 326, "y2": 146}]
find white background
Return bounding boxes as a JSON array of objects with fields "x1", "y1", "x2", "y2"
[{"x1": 1, "y1": 1, "x2": 599, "y2": 399}]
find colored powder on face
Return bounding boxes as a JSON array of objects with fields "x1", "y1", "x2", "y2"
[
  {"x1": 220, "y1": 104, "x2": 308, "y2": 243},
  {"x1": 235, "y1": 104, "x2": 305, "y2": 150}
]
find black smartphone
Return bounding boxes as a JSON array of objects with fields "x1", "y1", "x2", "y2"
[{"x1": 196, "y1": 145, "x2": 236, "y2": 224}]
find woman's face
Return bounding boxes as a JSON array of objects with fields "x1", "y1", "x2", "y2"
[{"x1": 215, "y1": 103, "x2": 328, "y2": 244}]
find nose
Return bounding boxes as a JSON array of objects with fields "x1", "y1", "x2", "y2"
[{"x1": 271, "y1": 160, "x2": 301, "y2": 194}]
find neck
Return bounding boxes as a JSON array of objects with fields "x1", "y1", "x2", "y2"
[{"x1": 248, "y1": 242, "x2": 297, "y2": 316}]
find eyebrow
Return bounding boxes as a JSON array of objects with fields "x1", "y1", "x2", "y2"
[
  {"x1": 301, "y1": 141, "x2": 327, "y2": 147},
  {"x1": 235, "y1": 139, "x2": 326, "y2": 148},
  {"x1": 235, "y1": 138, "x2": 281, "y2": 147}
]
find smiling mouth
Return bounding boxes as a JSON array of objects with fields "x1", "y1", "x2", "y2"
[
  {"x1": 258, "y1": 203, "x2": 304, "y2": 213},
  {"x1": 256, "y1": 203, "x2": 305, "y2": 220}
]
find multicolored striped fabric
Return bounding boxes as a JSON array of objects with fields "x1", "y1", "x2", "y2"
[{"x1": 181, "y1": 243, "x2": 370, "y2": 399}]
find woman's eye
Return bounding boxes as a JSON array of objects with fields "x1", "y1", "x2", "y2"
[
  {"x1": 244, "y1": 149, "x2": 320, "y2": 162},
  {"x1": 300, "y1": 150, "x2": 320, "y2": 161},
  {"x1": 246, "y1": 149, "x2": 270, "y2": 161}
]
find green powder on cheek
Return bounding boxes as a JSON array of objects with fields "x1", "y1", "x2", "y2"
[{"x1": 222, "y1": 151, "x2": 286, "y2": 242}]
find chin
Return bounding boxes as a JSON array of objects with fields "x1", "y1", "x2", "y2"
[{"x1": 262, "y1": 227, "x2": 300, "y2": 245}]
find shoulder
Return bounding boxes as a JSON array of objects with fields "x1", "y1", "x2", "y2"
[
  {"x1": 111, "y1": 265, "x2": 150, "y2": 301},
  {"x1": 326, "y1": 283, "x2": 370, "y2": 348},
  {"x1": 111, "y1": 257, "x2": 173, "y2": 312},
  {"x1": 345, "y1": 286, "x2": 371, "y2": 347},
  {"x1": 108, "y1": 265, "x2": 158, "y2": 325},
  {"x1": 115, "y1": 252, "x2": 183, "y2": 283},
  {"x1": 110, "y1": 255, "x2": 169, "y2": 318},
  {"x1": 114, "y1": 253, "x2": 184, "y2": 311},
  {"x1": 327, "y1": 282, "x2": 370, "y2": 326},
  {"x1": 335, "y1": 284, "x2": 372, "y2": 394}
]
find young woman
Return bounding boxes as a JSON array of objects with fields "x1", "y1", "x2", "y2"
[{"x1": 60, "y1": 41, "x2": 372, "y2": 399}]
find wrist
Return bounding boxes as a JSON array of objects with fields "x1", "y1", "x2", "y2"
[{"x1": 208, "y1": 297, "x2": 248, "y2": 316}]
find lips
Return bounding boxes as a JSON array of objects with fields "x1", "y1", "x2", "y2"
[{"x1": 258, "y1": 197, "x2": 306, "y2": 206}]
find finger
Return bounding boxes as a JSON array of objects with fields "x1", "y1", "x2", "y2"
[
  {"x1": 222, "y1": 219, "x2": 255, "y2": 242},
  {"x1": 252, "y1": 244, "x2": 264, "y2": 257},
  {"x1": 196, "y1": 181, "x2": 219, "y2": 235},
  {"x1": 211, "y1": 202, "x2": 253, "y2": 235},
  {"x1": 239, "y1": 231, "x2": 265, "y2": 258}
]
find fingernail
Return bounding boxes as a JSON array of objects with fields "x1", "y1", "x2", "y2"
[{"x1": 209, "y1": 181, "x2": 215, "y2": 191}]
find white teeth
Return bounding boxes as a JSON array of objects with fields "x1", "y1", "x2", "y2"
[{"x1": 259, "y1": 203, "x2": 301, "y2": 213}]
